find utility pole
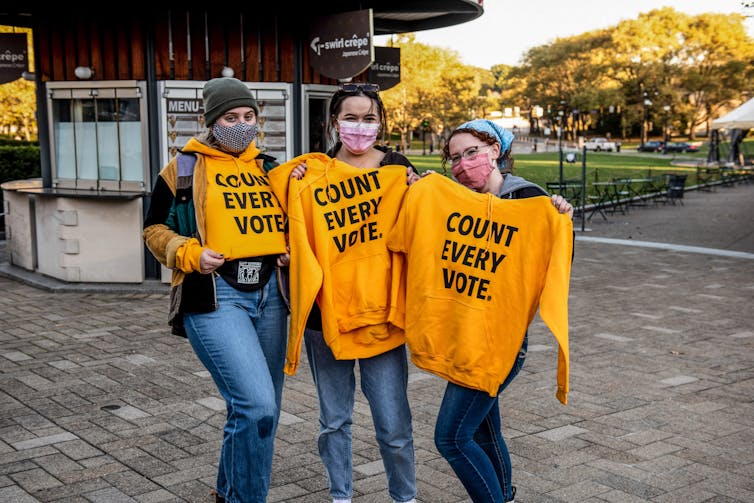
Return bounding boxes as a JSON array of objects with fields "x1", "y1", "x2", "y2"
[
  {"x1": 558, "y1": 110, "x2": 564, "y2": 188},
  {"x1": 641, "y1": 91, "x2": 648, "y2": 146},
  {"x1": 421, "y1": 118, "x2": 429, "y2": 155},
  {"x1": 662, "y1": 105, "x2": 670, "y2": 154}
]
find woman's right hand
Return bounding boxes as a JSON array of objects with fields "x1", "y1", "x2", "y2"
[
  {"x1": 276, "y1": 245, "x2": 291, "y2": 267},
  {"x1": 200, "y1": 248, "x2": 225, "y2": 274},
  {"x1": 550, "y1": 194, "x2": 574, "y2": 219},
  {"x1": 407, "y1": 167, "x2": 421, "y2": 185},
  {"x1": 291, "y1": 162, "x2": 307, "y2": 180}
]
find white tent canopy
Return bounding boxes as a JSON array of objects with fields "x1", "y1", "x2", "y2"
[{"x1": 711, "y1": 97, "x2": 754, "y2": 130}]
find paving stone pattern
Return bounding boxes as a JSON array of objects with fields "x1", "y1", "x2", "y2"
[{"x1": 1, "y1": 183, "x2": 753, "y2": 502}]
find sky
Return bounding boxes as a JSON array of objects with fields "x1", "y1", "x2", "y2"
[{"x1": 375, "y1": 0, "x2": 754, "y2": 69}]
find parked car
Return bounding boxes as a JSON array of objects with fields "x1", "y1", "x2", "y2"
[
  {"x1": 664, "y1": 141, "x2": 700, "y2": 153},
  {"x1": 637, "y1": 140, "x2": 665, "y2": 152},
  {"x1": 583, "y1": 137, "x2": 617, "y2": 152}
]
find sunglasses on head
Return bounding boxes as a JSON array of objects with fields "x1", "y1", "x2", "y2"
[{"x1": 339, "y1": 83, "x2": 380, "y2": 93}]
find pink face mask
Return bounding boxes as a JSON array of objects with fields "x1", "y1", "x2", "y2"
[
  {"x1": 451, "y1": 152, "x2": 494, "y2": 191},
  {"x1": 338, "y1": 120, "x2": 380, "y2": 154}
]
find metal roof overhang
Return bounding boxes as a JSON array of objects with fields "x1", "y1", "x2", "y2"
[{"x1": 0, "y1": 1, "x2": 483, "y2": 33}]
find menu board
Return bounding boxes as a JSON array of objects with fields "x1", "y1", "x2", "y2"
[
  {"x1": 161, "y1": 83, "x2": 288, "y2": 165},
  {"x1": 165, "y1": 97, "x2": 204, "y2": 158}
]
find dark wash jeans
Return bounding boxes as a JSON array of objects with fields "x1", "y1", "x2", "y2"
[{"x1": 434, "y1": 334, "x2": 528, "y2": 503}]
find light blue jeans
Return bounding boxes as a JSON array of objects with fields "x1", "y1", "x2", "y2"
[
  {"x1": 185, "y1": 274, "x2": 288, "y2": 503},
  {"x1": 434, "y1": 334, "x2": 528, "y2": 503},
  {"x1": 304, "y1": 328, "x2": 416, "y2": 502}
]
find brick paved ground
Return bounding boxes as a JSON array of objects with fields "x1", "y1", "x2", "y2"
[{"x1": 1, "y1": 182, "x2": 753, "y2": 502}]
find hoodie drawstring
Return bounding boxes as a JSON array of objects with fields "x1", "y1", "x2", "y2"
[{"x1": 484, "y1": 193, "x2": 494, "y2": 252}]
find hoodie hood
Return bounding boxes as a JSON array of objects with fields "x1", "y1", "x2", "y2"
[
  {"x1": 182, "y1": 137, "x2": 261, "y2": 163},
  {"x1": 498, "y1": 173, "x2": 546, "y2": 198}
]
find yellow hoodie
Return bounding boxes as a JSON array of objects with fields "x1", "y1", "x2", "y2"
[
  {"x1": 144, "y1": 138, "x2": 286, "y2": 275},
  {"x1": 186, "y1": 138, "x2": 287, "y2": 260},
  {"x1": 386, "y1": 174, "x2": 572, "y2": 404},
  {"x1": 268, "y1": 153, "x2": 409, "y2": 375}
]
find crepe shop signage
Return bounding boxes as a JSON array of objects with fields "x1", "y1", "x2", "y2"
[
  {"x1": 0, "y1": 33, "x2": 28, "y2": 84},
  {"x1": 309, "y1": 9, "x2": 374, "y2": 80}
]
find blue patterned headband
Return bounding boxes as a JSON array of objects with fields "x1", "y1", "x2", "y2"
[{"x1": 456, "y1": 119, "x2": 515, "y2": 164}]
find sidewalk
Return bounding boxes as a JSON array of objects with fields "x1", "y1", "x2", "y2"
[
  {"x1": 1, "y1": 183, "x2": 753, "y2": 502},
  {"x1": 575, "y1": 181, "x2": 754, "y2": 253}
]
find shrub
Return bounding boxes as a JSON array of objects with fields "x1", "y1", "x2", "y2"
[
  {"x1": 1, "y1": 144, "x2": 41, "y2": 233},
  {"x1": 0, "y1": 145, "x2": 41, "y2": 184}
]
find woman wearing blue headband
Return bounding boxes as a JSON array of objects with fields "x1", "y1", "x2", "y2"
[{"x1": 434, "y1": 119, "x2": 573, "y2": 503}]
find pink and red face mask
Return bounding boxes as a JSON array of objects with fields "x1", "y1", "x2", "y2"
[{"x1": 451, "y1": 147, "x2": 495, "y2": 191}]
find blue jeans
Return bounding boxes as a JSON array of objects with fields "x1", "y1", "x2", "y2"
[
  {"x1": 434, "y1": 335, "x2": 528, "y2": 503},
  {"x1": 304, "y1": 328, "x2": 416, "y2": 502},
  {"x1": 184, "y1": 274, "x2": 288, "y2": 503}
]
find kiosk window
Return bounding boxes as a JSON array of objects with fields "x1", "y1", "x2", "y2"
[{"x1": 48, "y1": 83, "x2": 147, "y2": 191}]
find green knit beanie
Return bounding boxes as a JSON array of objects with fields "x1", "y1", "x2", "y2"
[{"x1": 202, "y1": 77, "x2": 259, "y2": 126}]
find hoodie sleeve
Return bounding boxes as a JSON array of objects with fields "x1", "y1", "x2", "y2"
[
  {"x1": 386, "y1": 186, "x2": 412, "y2": 329},
  {"x1": 537, "y1": 210, "x2": 573, "y2": 405},
  {"x1": 268, "y1": 154, "x2": 325, "y2": 375},
  {"x1": 143, "y1": 159, "x2": 206, "y2": 274},
  {"x1": 143, "y1": 162, "x2": 195, "y2": 269},
  {"x1": 267, "y1": 162, "x2": 296, "y2": 215}
]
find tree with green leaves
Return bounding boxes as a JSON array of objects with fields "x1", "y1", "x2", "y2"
[
  {"x1": 608, "y1": 8, "x2": 754, "y2": 139},
  {"x1": 0, "y1": 26, "x2": 36, "y2": 141},
  {"x1": 380, "y1": 34, "x2": 488, "y2": 150},
  {"x1": 507, "y1": 8, "x2": 754, "y2": 141}
]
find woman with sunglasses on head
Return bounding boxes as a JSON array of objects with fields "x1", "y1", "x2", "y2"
[
  {"x1": 288, "y1": 83, "x2": 418, "y2": 503},
  {"x1": 429, "y1": 119, "x2": 573, "y2": 503}
]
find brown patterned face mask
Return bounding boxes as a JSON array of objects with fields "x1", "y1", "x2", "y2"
[{"x1": 212, "y1": 122, "x2": 258, "y2": 153}]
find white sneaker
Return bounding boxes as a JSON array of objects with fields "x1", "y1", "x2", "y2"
[
  {"x1": 333, "y1": 499, "x2": 351, "y2": 503},
  {"x1": 395, "y1": 500, "x2": 416, "y2": 503}
]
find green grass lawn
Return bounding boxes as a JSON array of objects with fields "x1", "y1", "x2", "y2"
[{"x1": 406, "y1": 151, "x2": 703, "y2": 197}]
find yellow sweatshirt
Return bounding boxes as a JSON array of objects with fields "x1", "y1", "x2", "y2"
[
  {"x1": 268, "y1": 153, "x2": 409, "y2": 375},
  {"x1": 144, "y1": 138, "x2": 286, "y2": 275},
  {"x1": 188, "y1": 139, "x2": 287, "y2": 260},
  {"x1": 386, "y1": 174, "x2": 572, "y2": 404}
]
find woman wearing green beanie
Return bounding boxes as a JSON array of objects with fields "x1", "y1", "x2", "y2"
[{"x1": 143, "y1": 77, "x2": 290, "y2": 503}]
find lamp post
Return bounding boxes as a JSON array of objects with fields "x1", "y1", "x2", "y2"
[
  {"x1": 640, "y1": 91, "x2": 648, "y2": 146},
  {"x1": 421, "y1": 118, "x2": 429, "y2": 155},
  {"x1": 640, "y1": 89, "x2": 658, "y2": 146},
  {"x1": 558, "y1": 110, "x2": 564, "y2": 188},
  {"x1": 572, "y1": 109, "x2": 579, "y2": 140},
  {"x1": 662, "y1": 105, "x2": 670, "y2": 154}
]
